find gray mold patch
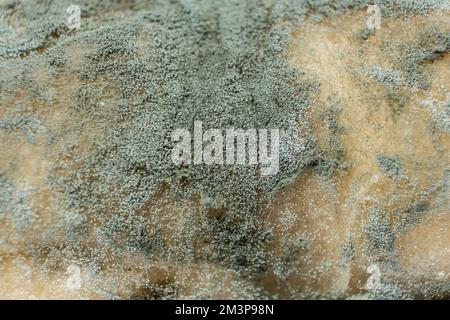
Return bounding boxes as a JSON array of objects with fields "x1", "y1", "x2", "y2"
[
  {"x1": 341, "y1": 238, "x2": 356, "y2": 264},
  {"x1": 43, "y1": 210, "x2": 89, "y2": 245},
  {"x1": 397, "y1": 27, "x2": 449, "y2": 91},
  {"x1": 367, "y1": 66, "x2": 406, "y2": 88},
  {"x1": 376, "y1": 154, "x2": 405, "y2": 179},
  {"x1": 352, "y1": 281, "x2": 412, "y2": 300},
  {"x1": 414, "y1": 28, "x2": 449, "y2": 64},
  {"x1": 393, "y1": 200, "x2": 429, "y2": 233},
  {"x1": 0, "y1": 175, "x2": 36, "y2": 231},
  {"x1": 380, "y1": 0, "x2": 450, "y2": 16},
  {"x1": 37, "y1": 1, "x2": 329, "y2": 279},
  {"x1": 364, "y1": 207, "x2": 396, "y2": 262},
  {"x1": 423, "y1": 96, "x2": 450, "y2": 133},
  {"x1": 0, "y1": 115, "x2": 46, "y2": 144}
]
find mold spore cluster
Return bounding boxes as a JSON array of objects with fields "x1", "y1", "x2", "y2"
[{"x1": 0, "y1": 0, "x2": 448, "y2": 299}]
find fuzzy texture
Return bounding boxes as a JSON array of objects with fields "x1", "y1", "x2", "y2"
[{"x1": 0, "y1": 0, "x2": 449, "y2": 299}]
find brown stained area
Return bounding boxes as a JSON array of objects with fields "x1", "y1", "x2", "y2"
[
  {"x1": 261, "y1": 10, "x2": 449, "y2": 297},
  {"x1": 396, "y1": 212, "x2": 450, "y2": 279}
]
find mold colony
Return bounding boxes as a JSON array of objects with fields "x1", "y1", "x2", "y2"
[{"x1": 0, "y1": 0, "x2": 449, "y2": 299}]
